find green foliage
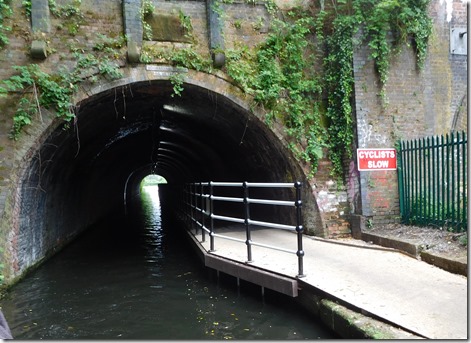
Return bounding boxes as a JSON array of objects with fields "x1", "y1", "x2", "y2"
[
  {"x1": 0, "y1": 0, "x2": 12, "y2": 48},
  {"x1": 141, "y1": 0, "x2": 155, "y2": 41},
  {"x1": 351, "y1": 0, "x2": 432, "y2": 81},
  {"x1": 1, "y1": 64, "x2": 77, "y2": 139},
  {"x1": 320, "y1": 13, "x2": 357, "y2": 176},
  {"x1": 169, "y1": 47, "x2": 213, "y2": 72},
  {"x1": 23, "y1": 0, "x2": 31, "y2": 17},
  {"x1": 74, "y1": 52, "x2": 123, "y2": 81},
  {"x1": 226, "y1": 11, "x2": 325, "y2": 172},
  {"x1": 1, "y1": 33, "x2": 124, "y2": 139},
  {"x1": 169, "y1": 72, "x2": 185, "y2": 97},
  {"x1": 141, "y1": 0, "x2": 155, "y2": 17},
  {"x1": 316, "y1": 0, "x2": 432, "y2": 177},
  {"x1": 93, "y1": 33, "x2": 126, "y2": 57},
  {"x1": 224, "y1": 1, "x2": 431, "y2": 176},
  {"x1": 178, "y1": 9, "x2": 194, "y2": 42},
  {"x1": 225, "y1": 44, "x2": 257, "y2": 94},
  {"x1": 24, "y1": 0, "x2": 85, "y2": 35},
  {"x1": 49, "y1": 0, "x2": 84, "y2": 35},
  {"x1": 5, "y1": 0, "x2": 432, "y2": 179},
  {"x1": 139, "y1": 45, "x2": 212, "y2": 98},
  {"x1": 233, "y1": 19, "x2": 242, "y2": 29},
  {"x1": 408, "y1": 196, "x2": 467, "y2": 233}
]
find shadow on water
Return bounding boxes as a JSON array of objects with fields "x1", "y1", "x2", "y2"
[{"x1": 0, "y1": 185, "x2": 337, "y2": 339}]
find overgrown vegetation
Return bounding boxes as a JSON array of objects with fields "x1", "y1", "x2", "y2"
[
  {"x1": 0, "y1": 33, "x2": 125, "y2": 139},
  {"x1": 0, "y1": 0, "x2": 432, "y2": 176},
  {"x1": 0, "y1": 0, "x2": 12, "y2": 48},
  {"x1": 0, "y1": 0, "x2": 434, "y2": 285},
  {"x1": 317, "y1": 0, "x2": 432, "y2": 175},
  {"x1": 225, "y1": 11, "x2": 325, "y2": 169},
  {"x1": 23, "y1": 0, "x2": 84, "y2": 35},
  {"x1": 141, "y1": 0, "x2": 155, "y2": 41},
  {"x1": 50, "y1": 0, "x2": 84, "y2": 35},
  {"x1": 0, "y1": 1, "x2": 125, "y2": 139},
  {"x1": 225, "y1": 0, "x2": 432, "y2": 176}
]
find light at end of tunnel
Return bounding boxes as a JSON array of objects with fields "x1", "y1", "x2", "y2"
[
  {"x1": 140, "y1": 174, "x2": 167, "y2": 204},
  {"x1": 142, "y1": 174, "x2": 168, "y2": 186}
]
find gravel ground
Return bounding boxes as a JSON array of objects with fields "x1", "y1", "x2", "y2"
[{"x1": 362, "y1": 223, "x2": 468, "y2": 262}]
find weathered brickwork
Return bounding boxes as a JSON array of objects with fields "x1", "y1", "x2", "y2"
[
  {"x1": 351, "y1": 0, "x2": 467, "y2": 227},
  {"x1": 311, "y1": 156, "x2": 351, "y2": 237},
  {"x1": 0, "y1": 0, "x2": 466, "y2": 285},
  {"x1": 221, "y1": 1, "x2": 270, "y2": 50},
  {"x1": 31, "y1": 0, "x2": 50, "y2": 33}
]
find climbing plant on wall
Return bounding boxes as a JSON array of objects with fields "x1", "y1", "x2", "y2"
[
  {"x1": 0, "y1": 0, "x2": 11, "y2": 48},
  {"x1": 0, "y1": 33, "x2": 125, "y2": 139},
  {"x1": 225, "y1": 10, "x2": 325, "y2": 172},
  {"x1": 0, "y1": 0, "x2": 432, "y2": 178},
  {"x1": 316, "y1": 0, "x2": 432, "y2": 176},
  {"x1": 223, "y1": 0, "x2": 431, "y2": 177}
]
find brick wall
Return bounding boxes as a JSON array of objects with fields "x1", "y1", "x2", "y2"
[
  {"x1": 351, "y1": 0, "x2": 467, "y2": 227},
  {"x1": 0, "y1": 0, "x2": 466, "y2": 284}
]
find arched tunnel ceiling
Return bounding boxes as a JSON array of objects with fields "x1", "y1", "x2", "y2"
[
  {"x1": 23, "y1": 76, "x2": 306, "y2": 235},
  {"x1": 13, "y1": 76, "x2": 315, "y2": 274},
  {"x1": 62, "y1": 79, "x2": 298, "y2": 186}
]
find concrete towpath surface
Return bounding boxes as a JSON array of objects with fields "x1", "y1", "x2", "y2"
[{"x1": 189, "y1": 226, "x2": 468, "y2": 339}]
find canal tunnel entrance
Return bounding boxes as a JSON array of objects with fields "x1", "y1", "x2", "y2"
[
  {"x1": 2, "y1": 175, "x2": 337, "y2": 339},
  {"x1": 13, "y1": 74, "x2": 320, "y2": 279}
]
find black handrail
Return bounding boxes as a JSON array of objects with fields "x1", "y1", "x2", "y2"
[{"x1": 182, "y1": 181, "x2": 305, "y2": 278}]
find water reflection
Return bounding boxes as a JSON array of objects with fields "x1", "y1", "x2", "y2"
[
  {"x1": 140, "y1": 185, "x2": 164, "y2": 263},
  {"x1": 0, "y1": 185, "x2": 336, "y2": 339}
]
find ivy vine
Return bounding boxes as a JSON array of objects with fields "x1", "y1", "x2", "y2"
[
  {"x1": 225, "y1": 11, "x2": 325, "y2": 169},
  {"x1": 207, "y1": 0, "x2": 431, "y2": 177},
  {"x1": 316, "y1": 0, "x2": 432, "y2": 176},
  {"x1": 141, "y1": 0, "x2": 155, "y2": 41},
  {"x1": 1, "y1": 0, "x2": 432, "y2": 178}
]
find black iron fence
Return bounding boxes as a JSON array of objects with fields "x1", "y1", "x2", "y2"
[
  {"x1": 397, "y1": 131, "x2": 467, "y2": 232},
  {"x1": 181, "y1": 182, "x2": 305, "y2": 278}
]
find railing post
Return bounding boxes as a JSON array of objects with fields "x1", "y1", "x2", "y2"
[
  {"x1": 397, "y1": 142, "x2": 405, "y2": 219},
  {"x1": 451, "y1": 131, "x2": 456, "y2": 229},
  {"x1": 185, "y1": 184, "x2": 189, "y2": 227},
  {"x1": 188, "y1": 183, "x2": 193, "y2": 231},
  {"x1": 456, "y1": 132, "x2": 461, "y2": 230},
  {"x1": 190, "y1": 183, "x2": 195, "y2": 234},
  {"x1": 243, "y1": 181, "x2": 253, "y2": 263},
  {"x1": 209, "y1": 181, "x2": 215, "y2": 252},
  {"x1": 461, "y1": 131, "x2": 467, "y2": 232},
  {"x1": 201, "y1": 183, "x2": 206, "y2": 243},
  {"x1": 294, "y1": 181, "x2": 305, "y2": 278},
  {"x1": 191, "y1": 182, "x2": 198, "y2": 235}
]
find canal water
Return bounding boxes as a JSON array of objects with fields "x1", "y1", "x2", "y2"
[{"x1": 0, "y1": 185, "x2": 336, "y2": 339}]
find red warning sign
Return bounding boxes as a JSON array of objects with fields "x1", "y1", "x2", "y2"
[{"x1": 357, "y1": 148, "x2": 397, "y2": 171}]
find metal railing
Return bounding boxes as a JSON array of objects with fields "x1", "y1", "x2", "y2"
[
  {"x1": 397, "y1": 131, "x2": 467, "y2": 232},
  {"x1": 182, "y1": 181, "x2": 305, "y2": 278}
]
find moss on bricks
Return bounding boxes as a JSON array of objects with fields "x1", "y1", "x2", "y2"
[{"x1": 319, "y1": 299, "x2": 421, "y2": 339}]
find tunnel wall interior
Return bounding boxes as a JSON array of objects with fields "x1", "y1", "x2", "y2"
[{"x1": 13, "y1": 79, "x2": 321, "y2": 277}]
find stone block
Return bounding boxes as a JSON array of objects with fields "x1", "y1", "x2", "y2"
[
  {"x1": 127, "y1": 40, "x2": 141, "y2": 63},
  {"x1": 212, "y1": 51, "x2": 225, "y2": 68},
  {"x1": 31, "y1": 40, "x2": 47, "y2": 60},
  {"x1": 349, "y1": 214, "x2": 366, "y2": 239},
  {"x1": 145, "y1": 13, "x2": 191, "y2": 43}
]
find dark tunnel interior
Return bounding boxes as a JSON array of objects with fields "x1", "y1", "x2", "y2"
[{"x1": 17, "y1": 79, "x2": 307, "y2": 270}]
